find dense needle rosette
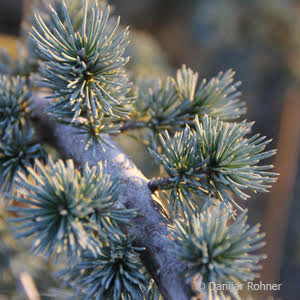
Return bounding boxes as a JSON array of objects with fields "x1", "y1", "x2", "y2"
[
  {"x1": 60, "y1": 235, "x2": 147, "y2": 299},
  {"x1": 149, "y1": 125, "x2": 206, "y2": 218},
  {"x1": 8, "y1": 158, "x2": 136, "y2": 261},
  {"x1": 195, "y1": 115, "x2": 278, "y2": 210},
  {"x1": 175, "y1": 65, "x2": 246, "y2": 121},
  {"x1": 169, "y1": 205, "x2": 266, "y2": 299},
  {"x1": 150, "y1": 115, "x2": 278, "y2": 217},
  {"x1": 0, "y1": 75, "x2": 32, "y2": 138},
  {"x1": 0, "y1": 128, "x2": 44, "y2": 193},
  {"x1": 31, "y1": 0, "x2": 133, "y2": 125}
]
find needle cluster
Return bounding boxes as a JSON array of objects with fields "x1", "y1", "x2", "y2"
[
  {"x1": 169, "y1": 205, "x2": 266, "y2": 299},
  {"x1": 31, "y1": 0, "x2": 133, "y2": 148},
  {"x1": 8, "y1": 158, "x2": 136, "y2": 261},
  {"x1": 150, "y1": 115, "x2": 277, "y2": 217},
  {"x1": 61, "y1": 235, "x2": 147, "y2": 300},
  {"x1": 136, "y1": 65, "x2": 246, "y2": 149}
]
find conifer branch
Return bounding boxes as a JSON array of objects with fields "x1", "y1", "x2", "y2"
[
  {"x1": 31, "y1": 96, "x2": 195, "y2": 300},
  {"x1": 0, "y1": 1, "x2": 279, "y2": 298}
]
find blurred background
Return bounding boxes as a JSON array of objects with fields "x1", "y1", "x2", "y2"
[{"x1": 0, "y1": 0, "x2": 299, "y2": 299}]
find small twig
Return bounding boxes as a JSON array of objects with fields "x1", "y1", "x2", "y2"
[
  {"x1": 119, "y1": 119, "x2": 147, "y2": 132},
  {"x1": 148, "y1": 176, "x2": 173, "y2": 192}
]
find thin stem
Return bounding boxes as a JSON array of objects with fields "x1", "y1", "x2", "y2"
[
  {"x1": 119, "y1": 119, "x2": 147, "y2": 132},
  {"x1": 148, "y1": 176, "x2": 173, "y2": 192}
]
